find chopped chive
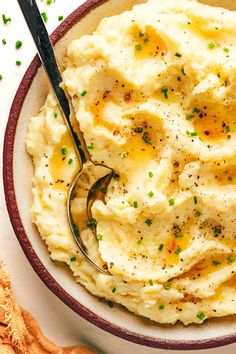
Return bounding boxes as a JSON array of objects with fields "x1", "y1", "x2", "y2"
[
  {"x1": 212, "y1": 260, "x2": 221, "y2": 266},
  {"x1": 145, "y1": 219, "x2": 152, "y2": 226},
  {"x1": 167, "y1": 278, "x2": 173, "y2": 282},
  {"x1": 2, "y1": 39, "x2": 6, "y2": 45},
  {"x1": 53, "y1": 112, "x2": 58, "y2": 118},
  {"x1": 186, "y1": 130, "x2": 198, "y2": 137},
  {"x1": 149, "y1": 279, "x2": 154, "y2": 286},
  {"x1": 193, "y1": 196, "x2": 198, "y2": 204},
  {"x1": 108, "y1": 300, "x2": 114, "y2": 308},
  {"x1": 133, "y1": 201, "x2": 138, "y2": 208},
  {"x1": 58, "y1": 15, "x2": 64, "y2": 21},
  {"x1": 135, "y1": 44, "x2": 142, "y2": 51},
  {"x1": 2, "y1": 14, "x2": 11, "y2": 24},
  {"x1": 61, "y1": 147, "x2": 67, "y2": 156},
  {"x1": 148, "y1": 191, "x2": 154, "y2": 198},
  {"x1": 73, "y1": 224, "x2": 79, "y2": 236},
  {"x1": 164, "y1": 285, "x2": 171, "y2": 290},
  {"x1": 149, "y1": 171, "x2": 154, "y2": 178},
  {"x1": 195, "y1": 210, "x2": 201, "y2": 217},
  {"x1": 175, "y1": 52, "x2": 182, "y2": 57},
  {"x1": 0, "y1": 75, "x2": 2, "y2": 81},
  {"x1": 112, "y1": 287, "x2": 117, "y2": 293},
  {"x1": 193, "y1": 107, "x2": 200, "y2": 113},
  {"x1": 169, "y1": 198, "x2": 175, "y2": 206},
  {"x1": 15, "y1": 40, "x2": 22, "y2": 49},
  {"x1": 87, "y1": 218, "x2": 97, "y2": 228},
  {"x1": 142, "y1": 131, "x2": 153, "y2": 145},
  {"x1": 159, "y1": 305, "x2": 165, "y2": 310},
  {"x1": 99, "y1": 296, "x2": 106, "y2": 303},
  {"x1": 139, "y1": 31, "x2": 144, "y2": 37},
  {"x1": 143, "y1": 37, "x2": 149, "y2": 43},
  {"x1": 87, "y1": 145, "x2": 94, "y2": 150},
  {"x1": 186, "y1": 114, "x2": 194, "y2": 121},
  {"x1": 161, "y1": 86, "x2": 168, "y2": 99},
  {"x1": 81, "y1": 90, "x2": 87, "y2": 97},
  {"x1": 158, "y1": 243, "x2": 164, "y2": 251},
  {"x1": 208, "y1": 42, "x2": 216, "y2": 49},
  {"x1": 41, "y1": 12, "x2": 48, "y2": 22},
  {"x1": 228, "y1": 176, "x2": 233, "y2": 182},
  {"x1": 214, "y1": 226, "x2": 221, "y2": 235},
  {"x1": 16, "y1": 60, "x2": 21, "y2": 66},
  {"x1": 227, "y1": 256, "x2": 235, "y2": 263},
  {"x1": 97, "y1": 234, "x2": 104, "y2": 241},
  {"x1": 137, "y1": 126, "x2": 143, "y2": 133},
  {"x1": 47, "y1": 0, "x2": 53, "y2": 4},
  {"x1": 70, "y1": 256, "x2": 76, "y2": 262},
  {"x1": 197, "y1": 313, "x2": 206, "y2": 320},
  {"x1": 175, "y1": 246, "x2": 182, "y2": 255},
  {"x1": 137, "y1": 239, "x2": 142, "y2": 245},
  {"x1": 225, "y1": 125, "x2": 231, "y2": 133},
  {"x1": 223, "y1": 47, "x2": 230, "y2": 53},
  {"x1": 68, "y1": 158, "x2": 73, "y2": 165},
  {"x1": 175, "y1": 233, "x2": 183, "y2": 238}
]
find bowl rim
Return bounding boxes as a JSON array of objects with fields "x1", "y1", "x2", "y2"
[{"x1": 3, "y1": 0, "x2": 236, "y2": 350}]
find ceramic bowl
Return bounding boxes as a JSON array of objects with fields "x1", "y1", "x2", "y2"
[{"x1": 4, "y1": 0, "x2": 236, "y2": 350}]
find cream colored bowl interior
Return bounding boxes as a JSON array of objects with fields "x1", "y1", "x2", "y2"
[{"x1": 13, "y1": 0, "x2": 236, "y2": 345}]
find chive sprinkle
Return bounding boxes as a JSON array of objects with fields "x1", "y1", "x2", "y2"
[
  {"x1": 47, "y1": 0, "x2": 53, "y2": 4},
  {"x1": 143, "y1": 37, "x2": 149, "y2": 43},
  {"x1": 193, "y1": 107, "x2": 200, "y2": 113},
  {"x1": 149, "y1": 280, "x2": 154, "y2": 286},
  {"x1": 227, "y1": 256, "x2": 235, "y2": 263},
  {"x1": 186, "y1": 130, "x2": 197, "y2": 137},
  {"x1": 142, "y1": 132, "x2": 153, "y2": 145},
  {"x1": 208, "y1": 42, "x2": 216, "y2": 49},
  {"x1": 87, "y1": 145, "x2": 94, "y2": 150},
  {"x1": 214, "y1": 226, "x2": 221, "y2": 235},
  {"x1": 41, "y1": 12, "x2": 48, "y2": 22},
  {"x1": 186, "y1": 114, "x2": 194, "y2": 121},
  {"x1": 159, "y1": 305, "x2": 165, "y2": 310},
  {"x1": 145, "y1": 219, "x2": 152, "y2": 226},
  {"x1": 2, "y1": 14, "x2": 11, "y2": 24},
  {"x1": 164, "y1": 285, "x2": 171, "y2": 290},
  {"x1": 161, "y1": 87, "x2": 168, "y2": 99},
  {"x1": 68, "y1": 158, "x2": 73, "y2": 165},
  {"x1": 158, "y1": 243, "x2": 164, "y2": 251},
  {"x1": 112, "y1": 287, "x2": 117, "y2": 293},
  {"x1": 61, "y1": 147, "x2": 67, "y2": 156},
  {"x1": 70, "y1": 256, "x2": 76, "y2": 262},
  {"x1": 197, "y1": 313, "x2": 206, "y2": 320},
  {"x1": 0, "y1": 75, "x2": 2, "y2": 81},
  {"x1": 175, "y1": 246, "x2": 182, "y2": 255},
  {"x1": 148, "y1": 191, "x2": 154, "y2": 198},
  {"x1": 97, "y1": 234, "x2": 104, "y2": 241},
  {"x1": 212, "y1": 260, "x2": 221, "y2": 266},
  {"x1": 193, "y1": 196, "x2": 198, "y2": 204},
  {"x1": 169, "y1": 198, "x2": 175, "y2": 206},
  {"x1": 16, "y1": 60, "x2": 21, "y2": 66},
  {"x1": 81, "y1": 90, "x2": 87, "y2": 97},
  {"x1": 58, "y1": 15, "x2": 64, "y2": 21},
  {"x1": 195, "y1": 210, "x2": 201, "y2": 217},
  {"x1": 149, "y1": 171, "x2": 154, "y2": 178},
  {"x1": 108, "y1": 301, "x2": 114, "y2": 308},
  {"x1": 175, "y1": 233, "x2": 183, "y2": 238},
  {"x1": 139, "y1": 31, "x2": 144, "y2": 37},
  {"x1": 228, "y1": 176, "x2": 233, "y2": 182},
  {"x1": 175, "y1": 52, "x2": 182, "y2": 57},
  {"x1": 2, "y1": 39, "x2": 6, "y2": 45},
  {"x1": 135, "y1": 44, "x2": 142, "y2": 51},
  {"x1": 87, "y1": 218, "x2": 97, "y2": 228},
  {"x1": 223, "y1": 47, "x2": 229, "y2": 53},
  {"x1": 133, "y1": 201, "x2": 138, "y2": 208},
  {"x1": 15, "y1": 40, "x2": 22, "y2": 49}
]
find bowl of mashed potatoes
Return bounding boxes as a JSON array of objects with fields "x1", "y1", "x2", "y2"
[{"x1": 4, "y1": 0, "x2": 236, "y2": 349}]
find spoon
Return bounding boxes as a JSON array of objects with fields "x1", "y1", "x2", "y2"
[{"x1": 18, "y1": 0, "x2": 113, "y2": 275}]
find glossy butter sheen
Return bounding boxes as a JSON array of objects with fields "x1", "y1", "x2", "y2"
[{"x1": 27, "y1": 0, "x2": 236, "y2": 325}]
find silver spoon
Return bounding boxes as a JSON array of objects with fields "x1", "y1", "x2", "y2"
[{"x1": 18, "y1": 0, "x2": 113, "y2": 275}]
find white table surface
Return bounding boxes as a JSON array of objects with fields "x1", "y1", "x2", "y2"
[{"x1": 0, "y1": 1, "x2": 236, "y2": 353}]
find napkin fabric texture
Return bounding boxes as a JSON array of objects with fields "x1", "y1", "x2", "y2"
[{"x1": 0, "y1": 262, "x2": 96, "y2": 354}]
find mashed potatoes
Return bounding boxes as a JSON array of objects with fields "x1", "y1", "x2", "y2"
[{"x1": 26, "y1": 0, "x2": 236, "y2": 325}]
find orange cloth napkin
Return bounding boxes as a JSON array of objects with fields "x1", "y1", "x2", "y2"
[{"x1": 0, "y1": 262, "x2": 96, "y2": 353}]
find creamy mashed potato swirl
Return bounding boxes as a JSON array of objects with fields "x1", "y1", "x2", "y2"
[{"x1": 27, "y1": 0, "x2": 236, "y2": 325}]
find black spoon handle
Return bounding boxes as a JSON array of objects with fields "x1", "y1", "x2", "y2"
[{"x1": 17, "y1": 0, "x2": 88, "y2": 164}]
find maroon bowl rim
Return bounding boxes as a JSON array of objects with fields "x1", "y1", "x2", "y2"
[{"x1": 3, "y1": 0, "x2": 236, "y2": 350}]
